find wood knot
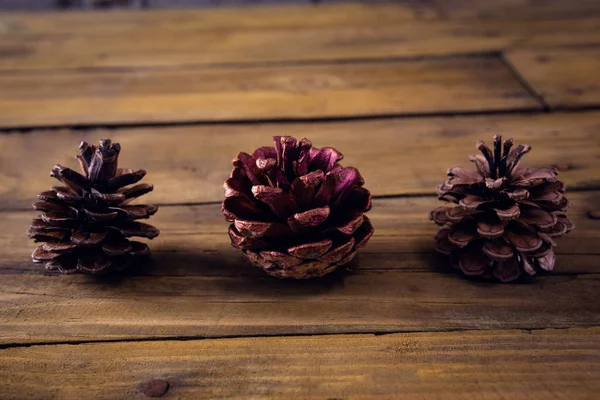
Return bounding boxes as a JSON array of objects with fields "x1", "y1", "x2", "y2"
[{"x1": 142, "y1": 379, "x2": 169, "y2": 397}]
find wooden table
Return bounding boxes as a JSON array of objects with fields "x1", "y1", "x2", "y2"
[{"x1": 1, "y1": 2, "x2": 600, "y2": 399}]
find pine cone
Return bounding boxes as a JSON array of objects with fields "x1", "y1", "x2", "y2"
[
  {"x1": 430, "y1": 135, "x2": 573, "y2": 282},
  {"x1": 222, "y1": 136, "x2": 374, "y2": 279},
  {"x1": 27, "y1": 139, "x2": 160, "y2": 274}
]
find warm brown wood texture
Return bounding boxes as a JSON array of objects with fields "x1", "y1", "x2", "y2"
[
  {"x1": 2, "y1": 2, "x2": 600, "y2": 398},
  {"x1": 1, "y1": 111, "x2": 598, "y2": 209},
  {"x1": 1, "y1": 4, "x2": 600, "y2": 72},
  {"x1": 0, "y1": 56, "x2": 538, "y2": 127},
  {"x1": 2, "y1": 192, "x2": 599, "y2": 345},
  {"x1": 1, "y1": 328, "x2": 599, "y2": 400},
  {"x1": 0, "y1": 3, "x2": 600, "y2": 70},
  {"x1": 506, "y1": 47, "x2": 600, "y2": 109}
]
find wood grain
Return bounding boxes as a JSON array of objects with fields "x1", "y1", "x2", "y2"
[
  {"x1": 1, "y1": 5, "x2": 599, "y2": 72},
  {"x1": 1, "y1": 192, "x2": 599, "y2": 345},
  {"x1": 1, "y1": 328, "x2": 599, "y2": 399},
  {"x1": 4, "y1": 1, "x2": 598, "y2": 35},
  {"x1": 5, "y1": 270, "x2": 595, "y2": 344},
  {"x1": 0, "y1": 3, "x2": 433, "y2": 35},
  {"x1": 0, "y1": 56, "x2": 538, "y2": 128},
  {"x1": 1, "y1": 111, "x2": 599, "y2": 209},
  {"x1": 0, "y1": 4, "x2": 598, "y2": 397},
  {"x1": 506, "y1": 47, "x2": 600, "y2": 109}
]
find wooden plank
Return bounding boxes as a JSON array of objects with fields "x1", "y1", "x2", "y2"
[
  {"x1": 506, "y1": 47, "x2": 600, "y2": 109},
  {"x1": 1, "y1": 5, "x2": 599, "y2": 72},
  {"x1": 1, "y1": 111, "x2": 599, "y2": 209},
  {"x1": 1, "y1": 328, "x2": 599, "y2": 399},
  {"x1": 3, "y1": 192, "x2": 600, "y2": 276},
  {"x1": 1, "y1": 193, "x2": 599, "y2": 345},
  {"x1": 3, "y1": 1, "x2": 598, "y2": 35},
  {"x1": 0, "y1": 56, "x2": 538, "y2": 128},
  {"x1": 0, "y1": 3, "x2": 432, "y2": 34}
]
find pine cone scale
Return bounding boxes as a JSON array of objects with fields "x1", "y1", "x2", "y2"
[
  {"x1": 482, "y1": 239, "x2": 513, "y2": 260},
  {"x1": 102, "y1": 240, "x2": 131, "y2": 256},
  {"x1": 288, "y1": 239, "x2": 332, "y2": 259},
  {"x1": 107, "y1": 169, "x2": 146, "y2": 191}
]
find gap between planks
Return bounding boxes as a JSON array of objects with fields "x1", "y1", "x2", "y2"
[{"x1": 0, "y1": 325, "x2": 594, "y2": 350}]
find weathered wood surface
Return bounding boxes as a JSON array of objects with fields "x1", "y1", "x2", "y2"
[
  {"x1": 1, "y1": 3, "x2": 599, "y2": 397},
  {"x1": 0, "y1": 56, "x2": 538, "y2": 128},
  {"x1": 506, "y1": 47, "x2": 600, "y2": 109},
  {"x1": 1, "y1": 328, "x2": 599, "y2": 399},
  {"x1": 2, "y1": 111, "x2": 599, "y2": 209},
  {"x1": 1, "y1": 4, "x2": 600, "y2": 72},
  {"x1": 2, "y1": 192, "x2": 599, "y2": 345}
]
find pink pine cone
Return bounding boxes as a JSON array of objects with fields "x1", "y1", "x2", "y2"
[{"x1": 222, "y1": 136, "x2": 374, "y2": 279}]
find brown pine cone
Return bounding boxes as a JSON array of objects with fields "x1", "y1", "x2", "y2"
[
  {"x1": 222, "y1": 136, "x2": 374, "y2": 279},
  {"x1": 27, "y1": 139, "x2": 159, "y2": 274},
  {"x1": 430, "y1": 135, "x2": 573, "y2": 282}
]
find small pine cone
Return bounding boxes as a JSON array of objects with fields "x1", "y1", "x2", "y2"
[
  {"x1": 430, "y1": 135, "x2": 573, "y2": 282},
  {"x1": 222, "y1": 136, "x2": 374, "y2": 279},
  {"x1": 27, "y1": 139, "x2": 160, "y2": 274}
]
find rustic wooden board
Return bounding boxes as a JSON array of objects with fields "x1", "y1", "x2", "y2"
[
  {"x1": 0, "y1": 56, "x2": 538, "y2": 128},
  {"x1": 0, "y1": 3, "x2": 431, "y2": 34},
  {"x1": 0, "y1": 4, "x2": 598, "y2": 398},
  {"x1": 1, "y1": 111, "x2": 599, "y2": 209},
  {"x1": 1, "y1": 5, "x2": 599, "y2": 72},
  {"x1": 1, "y1": 328, "x2": 599, "y2": 399},
  {"x1": 506, "y1": 47, "x2": 600, "y2": 109},
  {"x1": 1, "y1": 192, "x2": 599, "y2": 345},
  {"x1": 4, "y1": 1, "x2": 598, "y2": 35}
]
